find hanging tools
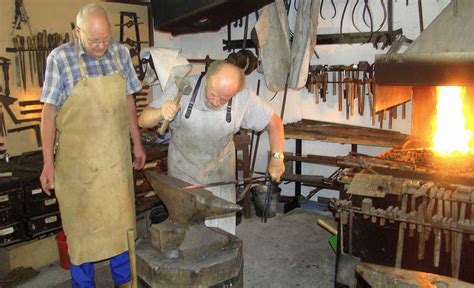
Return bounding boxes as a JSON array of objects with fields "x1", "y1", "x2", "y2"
[
  {"x1": 27, "y1": 36, "x2": 35, "y2": 86},
  {"x1": 0, "y1": 57, "x2": 11, "y2": 97},
  {"x1": 320, "y1": 0, "x2": 337, "y2": 20},
  {"x1": 18, "y1": 35, "x2": 27, "y2": 91},
  {"x1": 11, "y1": 0, "x2": 33, "y2": 37},
  {"x1": 12, "y1": 36, "x2": 21, "y2": 88}
]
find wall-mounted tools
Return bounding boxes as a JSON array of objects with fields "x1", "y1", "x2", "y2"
[
  {"x1": 117, "y1": 11, "x2": 147, "y2": 80},
  {"x1": 305, "y1": 62, "x2": 405, "y2": 129},
  {"x1": 306, "y1": 62, "x2": 373, "y2": 117},
  {"x1": 6, "y1": 32, "x2": 70, "y2": 90},
  {"x1": 0, "y1": 57, "x2": 11, "y2": 97}
]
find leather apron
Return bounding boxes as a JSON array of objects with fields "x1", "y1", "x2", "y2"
[
  {"x1": 54, "y1": 45, "x2": 135, "y2": 265},
  {"x1": 168, "y1": 77, "x2": 237, "y2": 235}
]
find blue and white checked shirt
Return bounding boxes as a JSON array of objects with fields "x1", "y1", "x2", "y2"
[{"x1": 40, "y1": 40, "x2": 142, "y2": 110}]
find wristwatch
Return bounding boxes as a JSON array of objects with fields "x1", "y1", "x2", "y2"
[{"x1": 271, "y1": 152, "x2": 284, "y2": 160}]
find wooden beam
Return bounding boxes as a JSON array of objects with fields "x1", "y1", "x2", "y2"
[{"x1": 284, "y1": 119, "x2": 409, "y2": 147}]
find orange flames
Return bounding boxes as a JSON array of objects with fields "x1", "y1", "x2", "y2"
[{"x1": 432, "y1": 86, "x2": 473, "y2": 156}]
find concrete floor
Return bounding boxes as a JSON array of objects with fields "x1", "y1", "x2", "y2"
[{"x1": 17, "y1": 207, "x2": 336, "y2": 288}]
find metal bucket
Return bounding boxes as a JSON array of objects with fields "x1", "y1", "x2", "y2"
[{"x1": 251, "y1": 184, "x2": 281, "y2": 218}]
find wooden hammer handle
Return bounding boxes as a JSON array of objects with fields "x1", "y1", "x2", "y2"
[
  {"x1": 317, "y1": 219, "x2": 337, "y2": 235},
  {"x1": 158, "y1": 90, "x2": 184, "y2": 135}
]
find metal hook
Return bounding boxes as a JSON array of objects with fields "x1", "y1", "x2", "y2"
[
  {"x1": 330, "y1": 0, "x2": 337, "y2": 19},
  {"x1": 352, "y1": 0, "x2": 362, "y2": 32},
  {"x1": 375, "y1": 0, "x2": 388, "y2": 32},
  {"x1": 320, "y1": 0, "x2": 338, "y2": 20},
  {"x1": 340, "y1": 0, "x2": 351, "y2": 37}
]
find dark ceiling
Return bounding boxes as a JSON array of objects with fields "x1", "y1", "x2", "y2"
[{"x1": 151, "y1": 0, "x2": 274, "y2": 36}]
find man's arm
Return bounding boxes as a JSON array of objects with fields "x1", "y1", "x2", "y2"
[
  {"x1": 138, "y1": 106, "x2": 163, "y2": 128},
  {"x1": 266, "y1": 112, "x2": 285, "y2": 182},
  {"x1": 138, "y1": 100, "x2": 179, "y2": 128},
  {"x1": 127, "y1": 95, "x2": 146, "y2": 170},
  {"x1": 40, "y1": 103, "x2": 57, "y2": 195}
]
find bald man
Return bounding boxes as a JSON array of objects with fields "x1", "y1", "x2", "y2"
[
  {"x1": 40, "y1": 4, "x2": 145, "y2": 287},
  {"x1": 139, "y1": 61, "x2": 285, "y2": 234}
]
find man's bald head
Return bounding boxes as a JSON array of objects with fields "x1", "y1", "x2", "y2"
[{"x1": 204, "y1": 61, "x2": 246, "y2": 109}]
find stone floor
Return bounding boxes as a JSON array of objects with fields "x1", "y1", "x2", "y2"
[{"x1": 17, "y1": 206, "x2": 336, "y2": 288}]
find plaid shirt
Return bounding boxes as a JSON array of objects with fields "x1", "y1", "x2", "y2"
[{"x1": 40, "y1": 40, "x2": 142, "y2": 110}]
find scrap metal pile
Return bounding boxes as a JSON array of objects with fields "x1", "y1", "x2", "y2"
[{"x1": 332, "y1": 149, "x2": 474, "y2": 284}]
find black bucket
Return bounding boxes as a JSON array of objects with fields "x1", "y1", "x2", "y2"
[{"x1": 251, "y1": 184, "x2": 281, "y2": 218}]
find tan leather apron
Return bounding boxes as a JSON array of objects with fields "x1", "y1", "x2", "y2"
[{"x1": 54, "y1": 45, "x2": 135, "y2": 265}]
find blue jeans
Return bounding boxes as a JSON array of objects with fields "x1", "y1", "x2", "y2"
[{"x1": 70, "y1": 251, "x2": 131, "y2": 287}]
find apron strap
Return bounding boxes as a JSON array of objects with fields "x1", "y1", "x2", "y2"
[
  {"x1": 74, "y1": 39, "x2": 87, "y2": 80},
  {"x1": 112, "y1": 53, "x2": 126, "y2": 79},
  {"x1": 185, "y1": 72, "x2": 206, "y2": 119},
  {"x1": 226, "y1": 98, "x2": 232, "y2": 123}
]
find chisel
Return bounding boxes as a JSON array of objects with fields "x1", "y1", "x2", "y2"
[{"x1": 12, "y1": 36, "x2": 21, "y2": 88}]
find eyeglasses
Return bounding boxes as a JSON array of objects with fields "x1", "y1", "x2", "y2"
[{"x1": 77, "y1": 27, "x2": 111, "y2": 47}]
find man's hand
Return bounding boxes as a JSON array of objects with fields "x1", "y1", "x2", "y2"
[
  {"x1": 268, "y1": 157, "x2": 285, "y2": 182},
  {"x1": 40, "y1": 163, "x2": 55, "y2": 196},
  {"x1": 161, "y1": 99, "x2": 180, "y2": 121},
  {"x1": 133, "y1": 144, "x2": 146, "y2": 170}
]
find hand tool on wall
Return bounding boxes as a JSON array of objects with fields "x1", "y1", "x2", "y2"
[
  {"x1": 42, "y1": 30, "x2": 48, "y2": 74},
  {"x1": 10, "y1": 0, "x2": 33, "y2": 37},
  {"x1": 27, "y1": 36, "x2": 35, "y2": 86},
  {"x1": 158, "y1": 77, "x2": 192, "y2": 135},
  {"x1": 337, "y1": 68, "x2": 343, "y2": 112},
  {"x1": 36, "y1": 32, "x2": 44, "y2": 86},
  {"x1": 118, "y1": 11, "x2": 145, "y2": 79},
  {"x1": 32, "y1": 34, "x2": 42, "y2": 86},
  {"x1": 0, "y1": 57, "x2": 11, "y2": 97},
  {"x1": 12, "y1": 37, "x2": 21, "y2": 88},
  {"x1": 19, "y1": 35, "x2": 27, "y2": 91},
  {"x1": 321, "y1": 68, "x2": 328, "y2": 102},
  {"x1": 344, "y1": 68, "x2": 351, "y2": 120},
  {"x1": 331, "y1": 67, "x2": 337, "y2": 97}
]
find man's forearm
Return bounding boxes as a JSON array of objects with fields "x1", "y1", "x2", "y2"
[
  {"x1": 127, "y1": 95, "x2": 143, "y2": 147},
  {"x1": 138, "y1": 106, "x2": 163, "y2": 128},
  {"x1": 40, "y1": 103, "x2": 57, "y2": 167},
  {"x1": 266, "y1": 113, "x2": 284, "y2": 154}
]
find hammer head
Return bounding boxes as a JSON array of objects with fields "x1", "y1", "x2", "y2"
[{"x1": 174, "y1": 76, "x2": 192, "y2": 95}]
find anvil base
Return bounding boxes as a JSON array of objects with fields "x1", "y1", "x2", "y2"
[{"x1": 136, "y1": 229, "x2": 243, "y2": 287}]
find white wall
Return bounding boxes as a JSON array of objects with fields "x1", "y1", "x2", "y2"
[{"x1": 151, "y1": 0, "x2": 450, "y2": 200}]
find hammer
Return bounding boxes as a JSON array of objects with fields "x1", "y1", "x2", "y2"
[{"x1": 158, "y1": 76, "x2": 192, "y2": 135}]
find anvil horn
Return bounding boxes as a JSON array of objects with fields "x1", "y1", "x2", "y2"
[{"x1": 144, "y1": 170, "x2": 242, "y2": 226}]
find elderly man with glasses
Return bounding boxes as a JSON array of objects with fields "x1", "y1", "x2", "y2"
[{"x1": 39, "y1": 3, "x2": 146, "y2": 287}]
